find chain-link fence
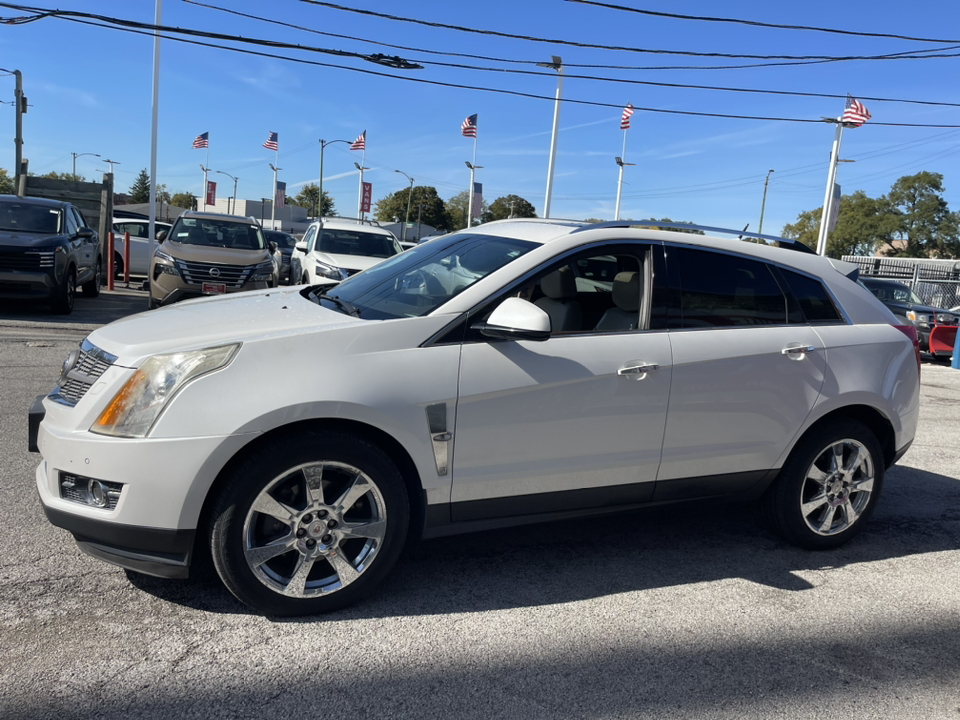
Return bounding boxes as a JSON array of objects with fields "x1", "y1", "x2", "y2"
[{"x1": 842, "y1": 256, "x2": 960, "y2": 310}]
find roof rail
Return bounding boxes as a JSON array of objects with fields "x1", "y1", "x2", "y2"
[
  {"x1": 572, "y1": 221, "x2": 816, "y2": 255},
  {"x1": 316, "y1": 215, "x2": 385, "y2": 228}
]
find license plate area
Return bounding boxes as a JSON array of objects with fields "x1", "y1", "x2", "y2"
[{"x1": 202, "y1": 282, "x2": 227, "y2": 295}]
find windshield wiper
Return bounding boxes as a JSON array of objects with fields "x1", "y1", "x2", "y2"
[{"x1": 316, "y1": 288, "x2": 360, "y2": 317}]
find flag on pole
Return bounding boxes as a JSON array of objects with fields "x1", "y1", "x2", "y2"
[
  {"x1": 263, "y1": 131, "x2": 279, "y2": 151},
  {"x1": 350, "y1": 131, "x2": 366, "y2": 151},
  {"x1": 841, "y1": 95, "x2": 871, "y2": 127},
  {"x1": 620, "y1": 103, "x2": 634, "y2": 130},
  {"x1": 275, "y1": 181, "x2": 286, "y2": 209},
  {"x1": 461, "y1": 114, "x2": 478, "y2": 138},
  {"x1": 192, "y1": 132, "x2": 209, "y2": 149}
]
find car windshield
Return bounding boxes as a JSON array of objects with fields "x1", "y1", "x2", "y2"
[
  {"x1": 866, "y1": 281, "x2": 924, "y2": 305},
  {"x1": 264, "y1": 231, "x2": 297, "y2": 249},
  {"x1": 317, "y1": 229, "x2": 399, "y2": 258},
  {"x1": 169, "y1": 217, "x2": 265, "y2": 250},
  {"x1": 0, "y1": 201, "x2": 61, "y2": 234},
  {"x1": 312, "y1": 233, "x2": 537, "y2": 319}
]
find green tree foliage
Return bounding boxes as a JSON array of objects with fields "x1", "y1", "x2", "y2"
[
  {"x1": 171, "y1": 192, "x2": 197, "y2": 210},
  {"x1": 40, "y1": 171, "x2": 86, "y2": 182},
  {"x1": 883, "y1": 172, "x2": 959, "y2": 258},
  {"x1": 782, "y1": 191, "x2": 894, "y2": 257},
  {"x1": 482, "y1": 194, "x2": 537, "y2": 222},
  {"x1": 634, "y1": 218, "x2": 705, "y2": 234},
  {"x1": 583, "y1": 217, "x2": 605, "y2": 224},
  {"x1": 129, "y1": 169, "x2": 151, "y2": 203},
  {"x1": 291, "y1": 183, "x2": 335, "y2": 217},
  {"x1": 444, "y1": 190, "x2": 488, "y2": 232},
  {"x1": 781, "y1": 173, "x2": 959, "y2": 258},
  {"x1": 375, "y1": 186, "x2": 447, "y2": 230},
  {"x1": 155, "y1": 183, "x2": 171, "y2": 204},
  {"x1": 0, "y1": 168, "x2": 14, "y2": 194}
]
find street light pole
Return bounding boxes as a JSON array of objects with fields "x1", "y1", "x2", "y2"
[
  {"x1": 269, "y1": 163, "x2": 282, "y2": 229},
  {"x1": 395, "y1": 169, "x2": 414, "y2": 242},
  {"x1": 216, "y1": 170, "x2": 238, "y2": 214},
  {"x1": 758, "y1": 169, "x2": 775, "y2": 235},
  {"x1": 199, "y1": 164, "x2": 209, "y2": 211},
  {"x1": 465, "y1": 161, "x2": 483, "y2": 229},
  {"x1": 318, "y1": 138, "x2": 350, "y2": 220},
  {"x1": 537, "y1": 56, "x2": 563, "y2": 219},
  {"x1": 354, "y1": 161, "x2": 369, "y2": 220},
  {"x1": 614, "y1": 156, "x2": 635, "y2": 221},
  {"x1": 72, "y1": 152, "x2": 100, "y2": 177}
]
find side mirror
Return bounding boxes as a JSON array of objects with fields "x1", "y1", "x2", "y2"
[
  {"x1": 76, "y1": 227, "x2": 94, "y2": 240},
  {"x1": 471, "y1": 297, "x2": 551, "y2": 342},
  {"x1": 268, "y1": 241, "x2": 278, "y2": 253},
  {"x1": 295, "y1": 241, "x2": 308, "y2": 252},
  {"x1": 156, "y1": 229, "x2": 168, "y2": 242}
]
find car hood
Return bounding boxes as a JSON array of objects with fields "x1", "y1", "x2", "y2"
[
  {"x1": 89, "y1": 286, "x2": 365, "y2": 364},
  {"x1": 315, "y1": 251, "x2": 391, "y2": 273},
  {"x1": 0, "y1": 230, "x2": 63, "y2": 247},
  {"x1": 162, "y1": 241, "x2": 271, "y2": 264}
]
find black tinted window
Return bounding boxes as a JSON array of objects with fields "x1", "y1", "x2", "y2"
[
  {"x1": 676, "y1": 248, "x2": 787, "y2": 327},
  {"x1": 780, "y1": 269, "x2": 843, "y2": 323}
]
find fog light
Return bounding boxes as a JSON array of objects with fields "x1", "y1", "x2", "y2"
[{"x1": 59, "y1": 472, "x2": 123, "y2": 510}]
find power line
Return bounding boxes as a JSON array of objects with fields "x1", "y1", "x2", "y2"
[
  {"x1": 187, "y1": 0, "x2": 960, "y2": 72},
  {"x1": 566, "y1": 0, "x2": 960, "y2": 45},
  {"x1": 299, "y1": 0, "x2": 960, "y2": 62},
  {"x1": 14, "y1": 6, "x2": 960, "y2": 128}
]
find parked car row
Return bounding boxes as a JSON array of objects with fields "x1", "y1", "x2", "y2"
[
  {"x1": 859, "y1": 277, "x2": 958, "y2": 359},
  {"x1": 0, "y1": 194, "x2": 102, "y2": 314},
  {"x1": 30, "y1": 218, "x2": 921, "y2": 616}
]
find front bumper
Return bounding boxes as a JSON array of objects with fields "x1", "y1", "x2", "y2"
[
  {"x1": 149, "y1": 277, "x2": 272, "y2": 307},
  {"x1": 0, "y1": 268, "x2": 57, "y2": 300}
]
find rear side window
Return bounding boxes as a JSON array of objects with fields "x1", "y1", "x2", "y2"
[
  {"x1": 676, "y1": 247, "x2": 787, "y2": 327},
  {"x1": 779, "y1": 269, "x2": 843, "y2": 323}
]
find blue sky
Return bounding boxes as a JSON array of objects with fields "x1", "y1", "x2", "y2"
[{"x1": 2, "y1": 0, "x2": 959, "y2": 234}]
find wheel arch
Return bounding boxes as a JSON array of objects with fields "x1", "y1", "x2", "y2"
[
  {"x1": 193, "y1": 417, "x2": 426, "y2": 565},
  {"x1": 791, "y1": 404, "x2": 897, "y2": 469}
]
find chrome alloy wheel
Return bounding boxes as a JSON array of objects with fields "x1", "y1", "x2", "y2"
[
  {"x1": 799, "y1": 438, "x2": 875, "y2": 536},
  {"x1": 242, "y1": 461, "x2": 387, "y2": 598}
]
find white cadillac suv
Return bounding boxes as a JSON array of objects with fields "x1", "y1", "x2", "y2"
[{"x1": 29, "y1": 219, "x2": 921, "y2": 616}]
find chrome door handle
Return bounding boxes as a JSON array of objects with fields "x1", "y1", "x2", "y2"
[
  {"x1": 618, "y1": 362, "x2": 660, "y2": 379},
  {"x1": 781, "y1": 344, "x2": 815, "y2": 358}
]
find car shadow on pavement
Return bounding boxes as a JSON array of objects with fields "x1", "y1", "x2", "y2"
[
  {"x1": 125, "y1": 463, "x2": 960, "y2": 620},
  {"x1": 0, "y1": 288, "x2": 146, "y2": 328}
]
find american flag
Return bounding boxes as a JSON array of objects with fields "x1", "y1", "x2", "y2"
[
  {"x1": 461, "y1": 114, "x2": 478, "y2": 138},
  {"x1": 263, "y1": 131, "x2": 278, "y2": 151},
  {"x1": 192, "y1": 132, "x2": 209, "y2": 149},
  {"x1": 842, "y1": 95, "x2": 871, "y2": 127},
  {"x1": 350, "y1": 131, "x2": 366, "y2": 151},
  {"x1": 275, "y1": 181, "x2": 286, "y2": 210},
  {"x1": 620, "y1": 103, "x2": 634, "y2": 130}
]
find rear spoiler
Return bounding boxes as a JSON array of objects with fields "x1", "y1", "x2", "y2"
[{"x1": 828, "y1": 258, "x2": 860, "y2": 282}]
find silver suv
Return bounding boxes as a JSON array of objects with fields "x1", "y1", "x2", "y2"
[{"x1": 148, "y1": 211, "x2": 278, "y2": 308}]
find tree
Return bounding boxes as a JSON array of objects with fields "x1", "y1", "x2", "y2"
[
  {"x1": 171, "y1": 192, "x2": 197, "y2": 211},
  {"x1": 40, "y1": 170, "x2": 85, "y2": 182},
  {"x1": 444, "y1": 190, "x2": 488, "y2": 232},
  {"x1": 482, "y1": 194, "x2": 537, "y2": 222},
  {"x1": 634, "y1": 218, "x2": 705, "y2": 234},
  {"x1": 883, "y1": 172, "x2": 959, "y2": 258},
  {"x1": 129, "y1": 169, "x2": 151, "y2": 203},
  {"x1": 375, "y1": 186, "x2": 447, "y2": 231},
  {"x1": 155, "y1": 183, "x2": 171, "y2": 204},
  {"x1": 0, "y1": 168, "x2": 13, "y2": 194},
  {"x1": 583, "y1": 217, "x2": 605, "y2": 224},
  {"x1": 782, "y1": 191, "x2": 894, "y2": 257},
  {"x1": 292, "y1": 183, "x2": 335, "y2": 217}
]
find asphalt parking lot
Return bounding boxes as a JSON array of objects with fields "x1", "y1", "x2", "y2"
[{"x1": 1, "y1": 292, "x2": 958, "y2": 719}]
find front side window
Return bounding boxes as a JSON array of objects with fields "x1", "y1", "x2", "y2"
[
  {"x1": 317, "y1": 229, "x2": 400, "y2": 259},
  {"x1": 302, "y1": 225, "x2": 318, "y2": 252},
  {"x1": 0, "y1": 201, "x2": 62, "y2": 234},
  {"x1": 315, "y1": 233, "x2": 536, "y2": 319},
  {"x1": 64, "y1": 207, "x2": 79, "y2": 236},
  {"x1": 676, "y1": 247, "x2": 787, "y2": 327},
  {"x1": 170, "y1": 217, "x2": 265, "y2": 250}
]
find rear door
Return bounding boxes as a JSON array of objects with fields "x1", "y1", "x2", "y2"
[{"x1": 655, "y1": 246, "x2": 826, "y2": 500}]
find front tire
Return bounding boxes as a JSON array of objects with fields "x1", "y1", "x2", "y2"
[
  {"x1": 82, "y1": 256, "x2": 102, "y2": 297},
  {"x1": 210, "y1": 429, "x2": 409, "y2": 616},
  {"x1": 51, "y1": 266, "x2": 76, "y2": 314},
  {"x1": 766, "y1": 419, "x2": 884, "y2": 550}
]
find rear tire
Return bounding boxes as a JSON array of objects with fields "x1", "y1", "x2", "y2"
[
  {"x1": 209, "y1": 429, "x2": 410, "y2": 616},
  {"x1": 766, "y1": 419, "x2": 884, "y2": 550}
]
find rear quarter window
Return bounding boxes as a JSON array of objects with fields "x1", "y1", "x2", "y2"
[{"x1": 780, "y1": 269, "x2": 843, "y2": 323}]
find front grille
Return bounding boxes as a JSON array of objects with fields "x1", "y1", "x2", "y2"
[
  {"x1": 51, "y1": 339, "x2": 118, "y2": 407},
  {"x1": 0, "y1": 247, "x2": 55, "y2": 271},
  {"x1": 175, "y1": 259, "x2": 253, "y2": 289}
]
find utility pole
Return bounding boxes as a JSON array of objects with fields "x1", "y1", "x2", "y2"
[
  {"x1": 395, "y1": 170, "x2": 414, "y2": 242},
  {"x1": 537, "y1": 56, "x2": 563, "y2": 218},
  {"x1": 758, "y1": 169, "x2": 774, "y2": 235},
  {"x1": 1, "y1": 68, "x2": 25, "y2": 190}
]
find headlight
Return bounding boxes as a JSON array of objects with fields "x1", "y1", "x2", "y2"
[
  {"x1": 315, "y1": 261, "x2": 347, "y2": 280},
  {"x1": 251, "y1": 260, "x2": 275, "y2": 282},
  {"x1": 936, "y1": 313, "x2": 958, "y2": 325},
  {"x1": 154, "y1": 248, "x2": 174, "y2": 263},
  {"x1": 91, "y1": 344, "x2": 240, "y2": 438}
]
